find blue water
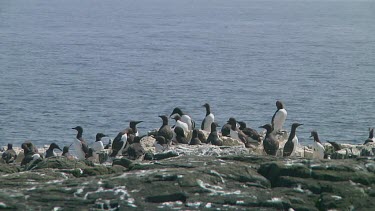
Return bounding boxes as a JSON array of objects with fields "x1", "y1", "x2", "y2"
[{"x1": 1, "y1": 0, "x2": 374, "y2": 147}]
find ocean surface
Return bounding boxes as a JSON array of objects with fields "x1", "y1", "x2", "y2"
[{"x1": 1, "y1": 0, "x2": 374, "y2": 148}]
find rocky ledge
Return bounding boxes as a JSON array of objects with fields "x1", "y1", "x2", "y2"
[{"x1": 1, "y1": 151, "x2": 375, "y2": 210}]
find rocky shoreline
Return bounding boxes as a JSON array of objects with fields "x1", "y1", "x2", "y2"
[{"x1": 1, "y1": 140, "x2": 375, "y2": 210}]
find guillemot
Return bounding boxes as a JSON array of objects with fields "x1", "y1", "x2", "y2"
[
  {"x1": 364, "y1": 128, "x2": 374, "y2": 144},
  {"x1": 170, "y1": 107, "x2": 195, "y2": 130},
  {"x1": 127, "y1": 135, "x2": 145, "y2": 160},
  {"x1": 154, "y1": 136, "x2": 169, "y2": 152},
  {"x1": 72, "y1": 126, "x2": 90, "y2": 160},
  {"x1": 207, "y1": 122, "x2": 223, "y2": 146},
  {"x1": 92, "y1": 133, "x2": 107, "y2": 152},
  {"x1": 259, "y1": 124, "x2": 279, "y2": 156},
  {"x1": 174, "y1": 126, "x2": 189, "y2": 144},
  {"x1": 92, "y1": 133, "x2": 107, "y2": 162},
  {"x1": 129, "y1": 121, "x2": 143, "y2": 136},
  {"x1": 201, "y1": 103, "x2": 215, "y2": 132},
  {"x1": 189, "y1": 129, "x2": 202, "y2": 145},
  {"x1": 45, "y1": 143, "x2": 62, "y2": 158},
  {"x1": 2, "y1": 143, "x2": 17, "y2": 164},
  {"x1": 310, "y1": 131, "x2": 325, "y2": 159},
  {"x1": 238, "y1": 121, "x2": 261, "y2": 143},
  {"x1": 271, "y1": 100, "x2": 287, "y2": 134},
  {"x1": 158, "y1": 115, "x2": 174, "y2": 143},
  {"x1": 172, "y1": 114, "x2": 189, "y2": 135},
  {"x1": 283, "y1": 123, "x2": 303, "y2": 157},
  {"x1": 110, "y1": 128, "x2": 132, "y2": 157}
]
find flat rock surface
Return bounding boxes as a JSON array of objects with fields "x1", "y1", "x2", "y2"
[{"x1": 1, "y1": 154, "x2": 375, "y2": 210}]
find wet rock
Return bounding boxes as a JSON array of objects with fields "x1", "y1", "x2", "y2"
[
  {"x1": 145, "y1": 192, "x2": 188, "y2": 203},
  {"x1": 152, "y1": 151, "x2": 179, "y2": 160},
  {"x1": 112, "y1": 158, "x2": 134, "y2": 168}
]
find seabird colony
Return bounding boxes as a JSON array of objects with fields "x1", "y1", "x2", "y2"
[{"x1": 1, "y1": 101, "x2": 373, "y2": 166}]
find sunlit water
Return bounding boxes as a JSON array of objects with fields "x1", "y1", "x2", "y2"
[{"x1": 1, "y1": 0, "x2": 374, "y2": 148}]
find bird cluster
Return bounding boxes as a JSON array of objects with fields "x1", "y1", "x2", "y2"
[{"x1": 2, "y1": 101, "x2": 374, "y2": 166}]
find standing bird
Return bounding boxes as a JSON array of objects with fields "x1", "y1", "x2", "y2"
[
  {"x1": 62, "y1": 146, "x2": 74, "y2": 160},
  {"x1": 283, "y1": 123, "x2": 303, "y2": 157},
  {"x1": 92, "y1": 133, "x2": 107, "y2": 153},
  {"x1": 227, "y1": 118, "x2": 249, "y2": 145},
  {"x1": 238, "y1": 121, "x2": 261, "y2": 143},
  {"x1": 104, "y1": 139, "x2": 112, "y2": 149},
  {"x1": 110, "y1": 129, "x2": 132, "y2": 157},
  {"x1": 364, "y1": 128, "x2": 374, "y2": 144},
  {"x1": 92, "y1": 133, "x2": 107, "y2": 162},
  {"x1": 221, "y1": 123, "x2": 231, "y2": 137},
  {"x1": 327, "y1": 141, "x2": 342, "y2": 151},
  {"x1": 271, "y1": 100, "x2": 287, "y2": 134},
  {"x1": 154, "y1": 136, "x2": 169, "y2": 152},
  {"x1": 260, "y1": 124, "x2": 279, "y2": 156},
  {"x1": 310, "y1": 131, "x2": 325, "y2": 159},
  {"x1": 127, "y1": 136, "x2": 145, "y2": 160},
  {"x1": 201, "y1": 103, "x2": 215, "y2": 132},
  {"x1": 158, "y1": 115, "x2": 174, "y2": 143},
  {"x1": 174, "y1": 127, "x2": 189, "y2": 144},
  {"x1": 72, "y1": 126, "x2": 90, "y2": 160},
  {"x1": 21, "y1": 141, "x2": 38, "y2": 154},
  {"x1": 207, "y1": 122, "x2": 223, "y2": 146},
  {"x1": 21, "y1": 141, "x2": 41, "y2": 166},
  {"x1": 170, "y1": 107, "x2": 195, "y2": 130},
  {"x1": 129, "y1": 121, "x2": 143, "y2": 136},
  {"x1": 172, "y1": 114, "x2": 189, "y2": 135},
  {"x1": 45, "y1": 143, "x2": 62, "y2": 158},
  {"x1": 189, "y1": 129, "x2": 202, "y2": 145},
  {"x1": 2, "y1": 143, "x2": 17, "y2": 164}
]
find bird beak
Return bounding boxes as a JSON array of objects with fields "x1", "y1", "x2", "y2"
[
  {"x1": 57, "y1": 146, "x2": 62, "y2": 151},
  {"x1": 71, "y1": 127, "x2": 75, "y2": 130},
  {"x1": 259, "y1": 126, "x2": 264, "y2": 129}
]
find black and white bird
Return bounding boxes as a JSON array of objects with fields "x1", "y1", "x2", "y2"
[
  {"x1": 174, "y1": 126, "x2": 189, "y2": 144},
  {"x1": 227, "y1": 117, "x2": 249, "y2": 145},
  {"x1": 110, "y1": 128, "x2": 132, "y2": 157},
  {"x1": 45, "y1": 143, "x2": 62, "y2": 158},
  {"x1": 154, "y1": 136, "x2": 169, "y2": 152},
  {"x1": 259, "y1": 124, "x2": 279, "y2": 156},
  {"x1": 2, "y1": 143, "x2": 17, "y2": 164},
  {"x1": 207, "y1": 122, "x2": 223, "y2": 146},
  {"x1": 21, "y1": 141, "x2": 41, "y2": 166},
  {"x1": 172, "y1": 114, "x2": 189, "y2": 135},
  {"x1": 72, "y1": 126, "x2": 90, "y2": 160},
  {"x1": 128, "y1": 121, "x2": 143, "y2": 136},
  {"x1": 310, "y1": 131, "x2": 325, "y2": 159},
  {"x1": 189, "y1": 129, "x2": 202, "y2": 145},
  {"x1": 92, "y1": 133, "x2": 107, "y2": 153},
  {"x1": 127, "y1": 136, "x2": 145, "y2": 160},
  {"x1": 158, "y1": 115, "x2": 174, "y2": 143},
  {"x1": 92, "y1": 133, "x2": 107, "y2": 161},
  {"x1": 364, "y1": 128, "x2": 374, "y2": 144},
  {"x1": 221, "y1": 123, "x2": 231, "y2": 137},
  {"x1": 271, "y1": 100, "x2": 287, "y2": 134},
  {"x1": 201, "y1": 103, "x2": 215, "y2": 132},
  {"x1": 62, "y1": 145, "x2": 74, "y2": 160},
  {"x1": 238, "y1": 121, "x2": 261, "y2": 143},
  {"x1": 283, "y1": 123, "x2": 303, "y2": 157},
  {"x1": 170, "y1": 107, "x2": 195, "y2": 130}
]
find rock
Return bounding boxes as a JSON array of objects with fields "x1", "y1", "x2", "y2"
[
  {"x1": 141, "y1": 136, "x2": 156, "y2": 153},
  {"x1": 0, "y1": 163, "x2": 20, "y2": 174},
  {"x1": 112, "y1": 158, "x2": 134, "y2": 168},
  {"x1": 221, "y1": 136, "x2": 245, "y2": 146},
  {"x1": 145, "y1": 192, "x2": 188, "y2": 203},
  {"x1": 152, "y1": 151, "x2": 179, "y2": 160}
]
